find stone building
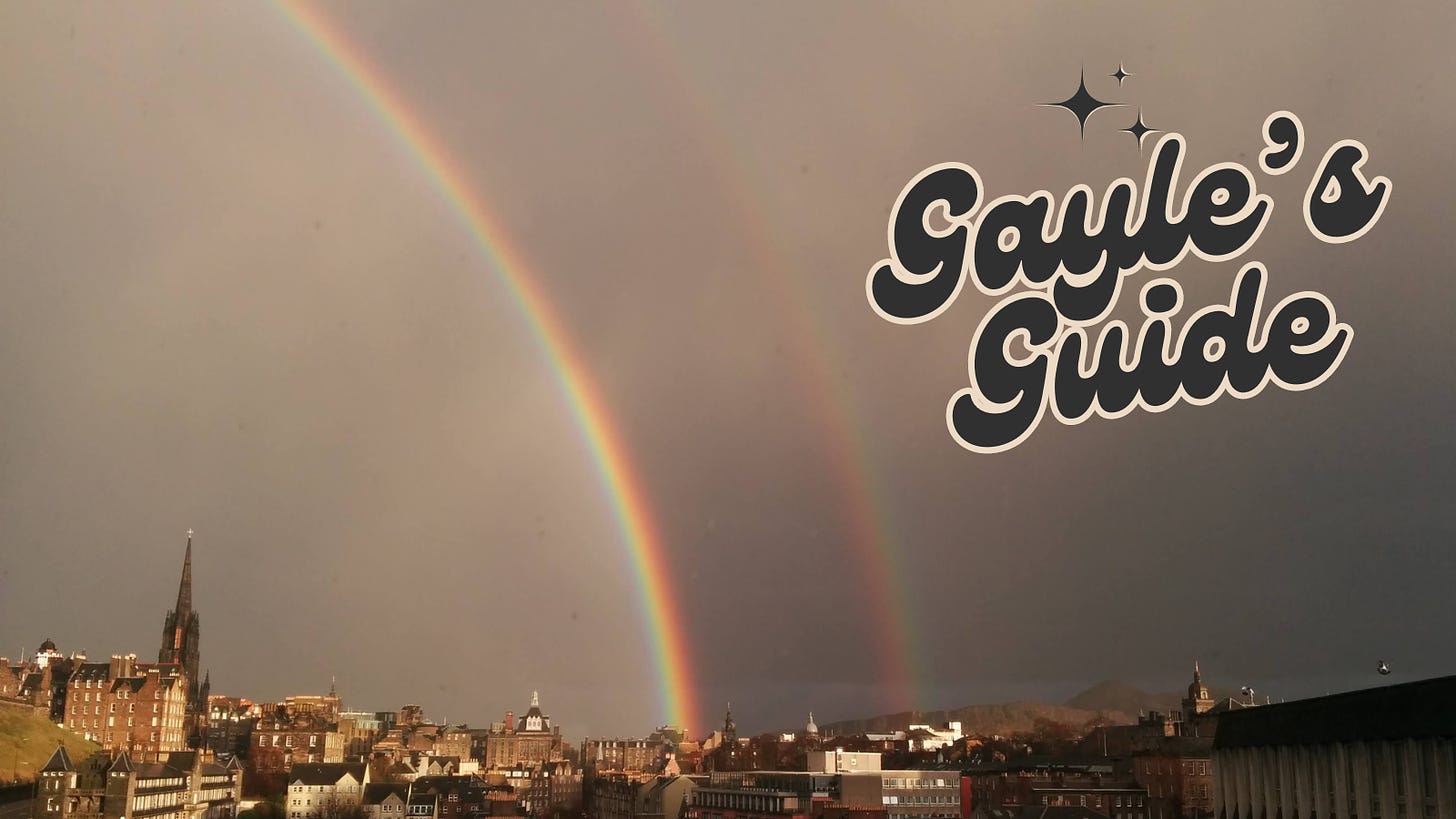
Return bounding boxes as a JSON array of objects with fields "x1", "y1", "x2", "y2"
[
  {"x1": 963, "y1": 758, "x2": 1147, "y2": 818},
  {"x1": 687, "y1": 770, "x2": 839, "y2": 819},
  {"x1": 65, "y1": 656, "x2": 190, "y2": 761},
  {"x1": 250, "y1": 708, "x2": 346, "y2": 774},
  {"x1": 1130, "y1": 737, "x2": 1213, "y2": 819},
  {"x1": 362, "y1": 784, "x2": 409, "y2": 819},
  {"x1": 490, "y1": 760, "x2": 582, "y2": 818},
  {"x1": 33, "y1": 745, "x2": 242, "y2": 819},
  {"x1": 434, "y1": 728, "x2": 472, "y2": 763},
  {"x1": 4, "y1": 640, "x2": 84, "y2": 721},
  {"x1": 483, "y1": 694, "x2": 564, "y2": 770},
  {"x1": 702, "y1": 707, "x2": 743, "y2": 773},
  {"x1": 205, "y1": 697, "x2": 261, "y2": 760},
  {"x1": 1211, "y1": 674, "x2": 1456, "y2": 818},
  {"x1": 285, "y1": 762, "x2": 368, "y2": 819},
  {"x1": 591, "y1": 773, "x2": 702, "y2": 819},
  {"x1": 410, "y1": 775, "x2": 491, "y2": 819},
  {"x1": 686, "y1": 754, "x2": 940, "y2": 819},
  {"x1": 584, "y1": 739, "x2": 665, "y2": 775},
  {"x1": 338, "y1": 711, "x2": 385, "y2": 760}
]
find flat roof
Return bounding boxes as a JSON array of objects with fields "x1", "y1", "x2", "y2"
[{"x1": 1213, "y1": 674, "x2": 1456, "y2": 749}]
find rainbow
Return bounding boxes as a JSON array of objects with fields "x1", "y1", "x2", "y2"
[
  {"x1": 614, "y1": 4, "x2": 922, "y2": 713},
  {"x1": 272, "y1": 1, "x2": 702, "y2": 733}
]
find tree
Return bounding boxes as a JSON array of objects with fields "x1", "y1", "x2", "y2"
[
  {"x1": 1027, "y1": 718, "x2": 1081, "y2": 756},
  {"x1": 242, "y1": 795, "x2": 287, "y2": 819},
  {"x1": 319, "y1": 796, "x2": 367, "y2": 819},
  {"x1": 368, "y1": 757, "x2": 406, "y2": 785}
]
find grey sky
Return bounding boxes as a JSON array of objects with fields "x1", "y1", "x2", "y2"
[{"x1": 2, "y1": 2, "x2": 1453, "y2": 738}]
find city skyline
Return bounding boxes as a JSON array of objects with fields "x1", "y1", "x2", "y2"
[
  {"x1": 0, "y1": 534, "x2": 1410, "y2": 740},
  {"x1": 2, "y1": 2, "x2": 1455, "y2": 738}
]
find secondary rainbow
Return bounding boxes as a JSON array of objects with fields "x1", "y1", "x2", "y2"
[
  {"x1": 612, "y1": 3, "x2": 923, "y2": 713},
  {"x1": 272, "y1": 1, "x2": 702, "y2": 733}
]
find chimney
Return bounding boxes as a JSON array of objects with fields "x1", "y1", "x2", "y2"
[
  {"x1": 109, "y1": 654, "x2": 136, "y2": 679},
  {"x1": 506, "y1": 712, "x2": 514, "y2": 734}
]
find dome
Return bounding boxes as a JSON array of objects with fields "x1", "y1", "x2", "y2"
[
  {"x1": 806, "y1": 712, "x2": 819, "y2": 735},
  {"x1": 38, "y1": 638, "x2": 57, "y2": 652}
]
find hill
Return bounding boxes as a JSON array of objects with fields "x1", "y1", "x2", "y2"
[
  {"x1": 817, "y1": 677, "x2": 1250, "y2": 739},
  {"x1": 1064, "y1": 680, "x2": 1245, "y2": 715},
  {"x1": 819, "y1": 700, "x2": 1134, "y2": 738},
  {"x1": 1065, "y1": 680, "x2": 1180, "y2": 714},
  {"x1": 0, "y1": 708, "x2": 99, "y2": 782}
]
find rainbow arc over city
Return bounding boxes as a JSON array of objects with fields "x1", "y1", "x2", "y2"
[
  {"x1": 271, "y1": 2, "x2": 702, "y2": 731},
  {"x1": 273, "y1": 2, "x2": 922, "y2": 732}
]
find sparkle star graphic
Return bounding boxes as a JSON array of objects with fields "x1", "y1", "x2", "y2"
[
  {"x1": 1043, "y1": 68, "x2": 1121, "y2": 139},
  {"x1": 1121, "y1": 108, "x2": 1160, "y2": 151},
  {"x1": 1111, "y1": 63, "x2": 1133, "y2": 85}
]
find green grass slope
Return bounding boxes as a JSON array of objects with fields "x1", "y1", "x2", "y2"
[{"x1": 0, "y1": 708, "x2": 99, "y2": 783}]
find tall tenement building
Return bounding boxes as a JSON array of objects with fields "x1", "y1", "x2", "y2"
[{"x1": 157, "y1": 531, "x2": 209, "y2": 735}]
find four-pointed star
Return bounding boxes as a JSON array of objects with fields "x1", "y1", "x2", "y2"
[{"x1": 1045, "y1": 65, "x2": 1162, "y2": 148}]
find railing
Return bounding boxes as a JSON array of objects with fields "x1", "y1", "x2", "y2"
[{"x1": 0, "y1": 782, "x2": 37, "y2": 806}]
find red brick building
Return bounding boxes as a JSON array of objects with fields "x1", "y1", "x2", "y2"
[
  {"x1": 250, "y1": 709, "x2": 345, "y2": 774},
  {"x1": 65, "y1": 656, "x2": 190, "y2": 762}
]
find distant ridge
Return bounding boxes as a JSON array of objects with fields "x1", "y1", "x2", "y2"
[
  {"x1": 818, "y1": 679, "x2": 1239, "y2": 738},
  {"x1": 1065, "y1": 680, "x2": 1180, "y2": 715},
  {"x1": 818, "y1": 700, "x2": 1134, "y2": 738}
]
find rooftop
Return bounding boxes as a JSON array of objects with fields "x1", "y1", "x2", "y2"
[{"x1": 1213, "y1": 674, "x2": 1456, "y2": 749}]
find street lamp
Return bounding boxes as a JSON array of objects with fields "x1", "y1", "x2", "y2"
[{"x1": 12, "y1": 736, "x2": 27, "y2": 782}]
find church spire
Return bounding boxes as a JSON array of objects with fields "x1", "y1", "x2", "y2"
[
  {"x1": 159, "y1": 528, "x2": 202, "y2": 718},
  {"x1": 174, "y1": 529, "x2": 194, "y2": 618}
]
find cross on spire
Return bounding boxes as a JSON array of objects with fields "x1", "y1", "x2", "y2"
[{"x1": 174, "y1": 531, "x2": 194, "y2": 618}]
